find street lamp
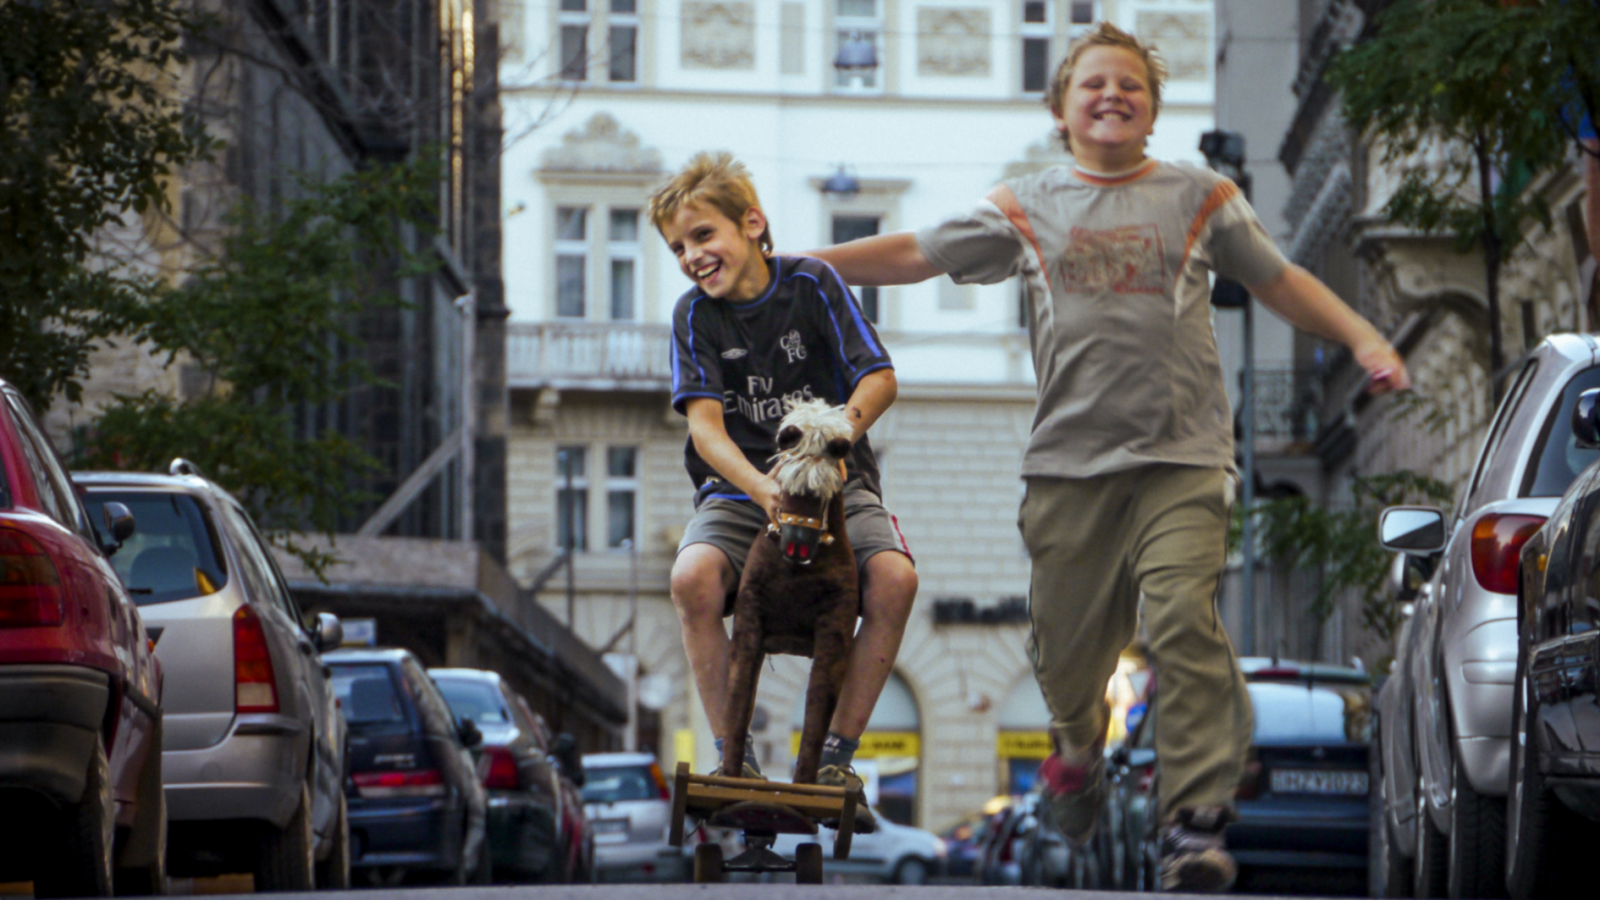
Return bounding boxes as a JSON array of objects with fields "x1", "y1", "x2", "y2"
[
  {"x1": 834, "y1": 30, "x2": 879, "y2": 73},
  {"x1": 819, "y1": 165, "x2": 861, "y2": 200}
]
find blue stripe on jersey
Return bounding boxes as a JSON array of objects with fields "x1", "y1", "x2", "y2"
[
  {"x1": 726, "y1": 259, "x2": 783, "y2": 310},
  {"x1": 785, "y1": 269, "x2": 857, "y2": 381},
  {"x1": 850, "y1": 361, "x2": 894, "y2": 388},
  {"x1": 685, "y1": 293, "x2": 708, "y2": 385},
  {"x1": 702, "y1": 492, "x2": 752, "y2": 502},
  {"x1": 818, "y1": 261, "x2": 885, "y2": 357}
]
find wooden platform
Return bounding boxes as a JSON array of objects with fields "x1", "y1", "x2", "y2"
[{"x1": 668, "y1": 762, "x2": 869, "y2": 863}]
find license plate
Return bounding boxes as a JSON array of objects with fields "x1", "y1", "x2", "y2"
[
  {"x1": 592, "y1": 818, "x2": 629, "y2": 835},
  {"x1": 1269, "y1": 768, "x2": 1368, "y2": 796}
]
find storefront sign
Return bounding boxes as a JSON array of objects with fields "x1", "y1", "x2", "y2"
[{"x1": 997, "y1": 730, "x2": 1052, "y2": 759}]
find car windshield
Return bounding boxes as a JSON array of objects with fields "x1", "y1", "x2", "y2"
[
  {"x1": 433, "y1": 677, "x2": 510, "y2": 725},
  {"x1": 330, "y1": 664, "x2": 407, "y2": 730},
  {"x1": 1247, "y1": 680, "x2": 1372, "y2": 744},
  {"x1": 1523, "y1": 366, "x2": 1600, "y2": 497},
  {"x1": 581, "y1": 764, "x2": 658, "y2": 804},
  {"x1": 83, "y1": 489, "x2": 229, "y2": 606}
]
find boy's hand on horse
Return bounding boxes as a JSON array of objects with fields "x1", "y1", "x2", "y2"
[{"x1": 751, "y1": 476, "x2": 783, "y2": 524}]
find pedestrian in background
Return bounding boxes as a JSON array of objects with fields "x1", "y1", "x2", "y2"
[{"x1": 804, "y1": 22, "x2": 1408, "y2": 893}]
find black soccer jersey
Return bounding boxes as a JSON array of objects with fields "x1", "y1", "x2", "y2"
[{"x1": 670, "y1": 255, "x2": 892, "y2": 501}]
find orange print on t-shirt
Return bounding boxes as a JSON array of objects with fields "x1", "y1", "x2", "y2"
[{"x1": 1058, "y1": 224, "x2": 1167, "y2": 294}]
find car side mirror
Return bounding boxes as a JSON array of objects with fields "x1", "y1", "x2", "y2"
[
  {"x1": 100, "y1": 501, "x2": 135, "y2": 555},
  {"x1": 312, "y1": 612, "x2": 343, "y2": 652},
  {"x1": 1378, "y1": 506, "x2": 1446, "y2": 554},
  {"x1": 457, "y1": 717, "x2": 483, "y2": 749},
  {"x1": 1574, "y1": 388, "x2": 1600, "y2": 448},
  {"x1": 551, "y1": 732, "x2": 584, "y2": 787}
]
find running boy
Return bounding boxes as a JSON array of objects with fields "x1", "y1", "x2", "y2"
[
  {"x1": 651, "y1": 153, "x2": 918, "y2": 806},
  {"x1": 805, "y1": 23, "x2": 1408, "y2": 892}
]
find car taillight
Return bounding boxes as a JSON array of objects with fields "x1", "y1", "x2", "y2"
[
  {"x1": 0, "y1": 530, "x2": 64, "y2": 628},
  {"x1": 1136, "y1": 764, "x2": 1156, "y2": 795},
  {"x1": 649, "y1": 762, "x2": 670, "y2": 801},
  {"x1": 1235, "y1": 757, "x2": 1263, "y2": 801},
  {"x1": 1470, "y1": 514, "x2": 1545, "y2": 594},
  {"x1": 483, "y1": 747, "x2": 519, "y2": 790},
  {"x1": 233, "y1": 605, "x2": 279, "y2": 713},
  {"x1": 353, "y1": 769, "x2": 446, "y2": 798}
]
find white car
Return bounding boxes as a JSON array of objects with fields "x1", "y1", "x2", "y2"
[
  {"x1": 582, "y1": 752, "x2": 686, "y2": 882},
  {"x1": 770, "y1": 812, "x2": 946, "y2": 884}
]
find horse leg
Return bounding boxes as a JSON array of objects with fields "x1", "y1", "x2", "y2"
[
  {"x1": 721, "y1": 595, "x2": 765, "y2": 778},
  {"x1": 794, "y1": 604, "x2": 855, "y2": 784}
]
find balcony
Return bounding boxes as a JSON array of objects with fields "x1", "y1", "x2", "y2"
[
  {"x1": 1244, "y1": 366, "x2": 1323, "y2": 453},
  {"x1": 507, "y1": 321, "x2": 672, "y2": 391}
]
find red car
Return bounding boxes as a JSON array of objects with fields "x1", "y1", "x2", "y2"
[{"x1": 0, "y1": 381, "x2": 164, "y2": 896}]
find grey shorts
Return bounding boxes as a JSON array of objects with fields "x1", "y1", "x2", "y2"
[{"x1": 678, "y1": 485, "x2": 914, "y2": 615}]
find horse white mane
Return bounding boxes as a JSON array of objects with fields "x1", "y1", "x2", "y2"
[{"x1": 769, "y1": 400, "x2": 853, "y2": 499}]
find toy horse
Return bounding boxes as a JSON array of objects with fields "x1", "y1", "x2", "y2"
[{"x1": 720, "y1": 400, "x2": 858, "y2": 784}]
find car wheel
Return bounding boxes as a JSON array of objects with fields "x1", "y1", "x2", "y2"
[
  {"x1": 115, "y1": 725, "x2": 168, "y2": 896},
  {"x1": 313, "y1": 791, "x2": 351, "y2": 890},
  {"x1": 894, "y1": 857, "x2": 929, "y2": 885},
  {"x1": 1370, "y1": 722, "x2": 1414, "y2": 898},
  {"x1": 255, "y1": 782, "x2": 316, "y2": 891},
  {"x1": 1446, "y1": 746, "x2": 1506, "y2": 898},
  {"x1": 1504, "y1": 654, "x2": 1593, "y2": 899},
  {"x1": 1413, "y1": 791, "x2": 1449, "y2": 899},
  {"x1": 34, "y1": 739, "x2": 115, "y2": 898},
  {"x1": 470, "y1": 833, "x2": 493, "y2": 885}
]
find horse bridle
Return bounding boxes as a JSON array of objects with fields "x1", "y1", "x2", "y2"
[{"x1": 766, "y1": 497, "x2": 835, "y2": 566}]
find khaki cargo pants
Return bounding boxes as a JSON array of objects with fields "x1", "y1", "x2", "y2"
[{"x1": 1019, "y1": 464, "x2": 1253, "y2": 820}]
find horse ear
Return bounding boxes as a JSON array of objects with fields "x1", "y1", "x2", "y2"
[
  {"x1": 777, "y1": 425, "x2": 803, "y2": 450},
  {"x1": 825, "y1": 437, "x2": 851, "y2": 460}
]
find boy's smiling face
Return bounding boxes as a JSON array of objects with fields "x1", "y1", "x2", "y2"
[
  {"x1": 661, "y1": 201, "x2": 771, "y2": 302},
  {"x1": 1054, "y1": 45, "x2": 1157, "y2": 171}
]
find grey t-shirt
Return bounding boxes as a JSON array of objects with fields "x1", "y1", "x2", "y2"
[{"x1": 918, "y1": 160, "x2": 1288, "y2": 479}]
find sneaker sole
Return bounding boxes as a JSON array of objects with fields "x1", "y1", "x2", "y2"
[{"x1": 1161, "y1": 849, "x2": 1237, "y2": 893}]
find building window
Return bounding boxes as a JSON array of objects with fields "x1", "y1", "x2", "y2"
[
  {"x1": 1021, "y1": 1, "x2": 1052, "y2": 94},
  {"x1": 834, "y1": 0, "x2": 881, "y2": 92},
  {"x1": 556, "y1": 446, "x2": 588, "y2": 551},
  {"x1": 1070, "y1": 1, "x2": 1098, "y2": 36},
  {"x1": 608, "y1": 0, "x2": 638, "y2": 82},
  {"x1": 559, "y1": 1, "x2": 589, "y2": 81},
  {"x1": 555, "y1": 206, "x2": 587, "y2": 318},
  {"x1": 609, "y1": 208, "x2": 639, "y2": 320},
  {"x1": 606, "y1": 446, "x2": 638, "y2": 549},
  {"x1": 832, "y1": 215, "x2": 880, "y2": 322}
]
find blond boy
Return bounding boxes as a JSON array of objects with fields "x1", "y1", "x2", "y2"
[
  {"x1": 650, "y1": 154, "x2": 917, "y2": 807},
  {"x1": 806, "y1": 23, "x2": 1407, "y2": 892}
]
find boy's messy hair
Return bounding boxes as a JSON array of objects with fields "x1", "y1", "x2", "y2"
[
  {"x1": 648, "y1": 152, "x2": 773, "y2": 256},
  {"x1": 1045, "y1": 21, "x2": 1167, "y2": 151}
]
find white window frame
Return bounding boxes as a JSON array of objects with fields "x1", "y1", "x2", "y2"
[
  {"x1": 554, "y1": 205, "x2": 588, "y2": 318},
  {"x1": 833, "y1": 0, "x2": 883, "y2": 94},
  {"x1": 830, "y1": 213, "x2": 883, "y2": 323},
  {"x1": 607, "y1": 207, "x2": 641, "y2": 321},
  {"x1": 557, "y1": 1, "x2": 591, "y2": 82},
  {"x1": 1021, "y1": 0, "x2": 1054, "y2": 95},
  {"x1": 555, "y1": 445, "x2": 590, "y2": 552},
  {"x1": 1069, "y1": 0, "x2": 1100, "y2": 37},
  {"x1": 604, "y1": 445, "x2": 639, "y2": 551},
  {"x1": 607, "y1": 0, "x2": 639, "y2": 84}
]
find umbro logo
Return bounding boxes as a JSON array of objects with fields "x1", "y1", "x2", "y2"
[{"x1": 721, "y1": 349, "x2": 748, "y2": 360}]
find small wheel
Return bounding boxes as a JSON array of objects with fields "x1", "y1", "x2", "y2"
[
  {"x1": 795, "y1": 842, "x2": 824, "y2": 884},
  {"x1": 693, "y1": 842, "x2": 724, "y2": 883}
]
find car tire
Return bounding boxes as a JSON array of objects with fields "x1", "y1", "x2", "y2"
[
  {"x1": 1446, "y1": 747, "x2": 1507, "y2": 898},
  {"x1": 1370, "y1": 727, "x2": 1414, "y2": 899},
  {"x1": 255, "y1": 783, "x2": 316, "y2": 892},
  {"x1": 115, "y1": 725, "x2": 168, "y2": 896},
  {"x1": 1504, "y1": 652, "x2": 1593, "y2": 900},
  {"x1": 470, "y1": 834, "x2": 493, "y2": 885},
  {"x1": 34, "y1": 739, "x2": 115, "y2": 898},
  {"x1": 313, "y1": 791, "x2": 350, "y2": 890},
  {"x1": 1414, "y1": 791, "x2": 1449, "y2": 899},
  {"x1": 893, "y1": 857, "x2": 929, "y2": 885},
  {"x1": 795, "y1": 842, "x2": 824, "y2": 884}
]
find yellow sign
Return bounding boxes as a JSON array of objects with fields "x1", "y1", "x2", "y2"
[
  {"x1": 997, "y1": 730, "x2": 1052, "y2": 759},
  {"x1": 789, "y1": 730, "x2": 920, "y2": 759},
  {"x1": 673, "y1": 728, "x2": 695, "y2": 771}
]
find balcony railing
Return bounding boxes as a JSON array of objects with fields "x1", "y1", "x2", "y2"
[
  {"x1": 1246, "y1": 366, "x2": 1322, "y2": 448},
  {"x1": 507, "y1": 321, "x2": 673, "y2": 390}
]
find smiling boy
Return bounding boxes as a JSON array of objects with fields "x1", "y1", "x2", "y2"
[
  {"x1": 651, "y1": 153, "x2": 917, "y2": 807},
  {"x1": 806, "y1": 23, "x2": 1407, "y2": 892}
]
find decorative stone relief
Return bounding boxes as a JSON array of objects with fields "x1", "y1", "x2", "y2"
[
  {"x1": 539, "y1": 113, "x2": 662, "y2": 174},
  {"x1": 1134, "y1": 11, "x2": 1208, "y2": 82},
  {"x1": 681, "y1": 2, "x2": 755, "y2": 71},
  {"x1": 917, "y1": 8, "x2": 990, "y2": 77}
]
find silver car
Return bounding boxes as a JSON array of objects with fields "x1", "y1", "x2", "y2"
[
  {"x1": 75, "y1": 463, "x2": 349, "y2": 890},
  {"x1": 581, "y1": 751, "x2": 684, "y2": 882},
  {"x1": 1373, "y1": 334, "x2": 1600, "y2": 898}
]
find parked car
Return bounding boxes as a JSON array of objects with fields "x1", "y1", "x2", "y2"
[
  {"x1": 324, "y1": 647, "x2": 488, "y2": 885},
  {"x1": 431, "y1": 667, "x2": 592, "y2": 882},
  {"x1": 581, "y1": 751, "x2": 684, "y2": 882},
  {"x1": 75, "y1": 463, "x2": 349, "y2": 889},
  {"x1": 1373, "y1": 334, "x2": 1600, "y2": 897},
  {"x1": 938, "y1": 813, "x2": 990, "y2": 880},
  {"x1": 0, "y1": 383, "x2": 164, "y2": 897},
  {"x1": 770, "y1": 807, "x2": 945, "y2": 884},
  {"x1": 1504, "y1": 387, "x2": 1600, "y2": 898},
  {"x1": 975, "y1": 793, "x2": 1032, "y2": 885},
  {"x1": 1104, "y1": 658, "x2": 1373, "y2": 889},
  {"x1": 1020, "y1": 781, "x2": 1105, "y2": 889}
]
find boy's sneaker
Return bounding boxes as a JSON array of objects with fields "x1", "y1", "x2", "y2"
[
  {"x1": 816, "y1": 764, "x2": 877, "y2": 832},
  {"x1": 1037, "y1": 742, "x2": 1106, "y2": 846},
  {"x1": 1158, "y1": 807, "x2": 1237, "y2": 893}
]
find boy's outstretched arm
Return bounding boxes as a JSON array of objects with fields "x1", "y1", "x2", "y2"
[
  {"x1": 685, "y1": 398, "x2": 781, "y2": 519},
  {"x1": 844, "y1": 369, "x2": 898, "y2": 442},
  {"x1": 1247, "y1": 263, "x2": 1410, "y2": 394},
  {"x1": 804, "y1": 233, "x2": 943, "y2": 287}
]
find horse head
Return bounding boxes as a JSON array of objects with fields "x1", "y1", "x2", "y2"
[{"x1": 767, "y1": 400, "x2": 853, "y2": 566}]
